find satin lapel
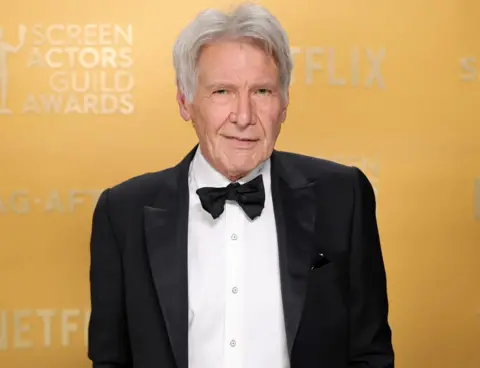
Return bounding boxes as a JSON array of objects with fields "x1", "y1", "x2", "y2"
[
  {"x1": 143, "y1": 146, "x2": 197, "y2": 368},
  {"x1": 270, "y1": 151, "x2": 318, "y2": 357}
]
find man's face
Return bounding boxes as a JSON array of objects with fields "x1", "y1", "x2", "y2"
[{"x1": 177, "y1": 39, "x2": 288, "y2": 180}]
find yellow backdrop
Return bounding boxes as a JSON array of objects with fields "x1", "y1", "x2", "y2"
[{"x1": 1, "y1": 0, "x2": 479, "y2": 367}]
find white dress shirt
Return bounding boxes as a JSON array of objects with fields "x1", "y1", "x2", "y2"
[{"x1": 187, "y1": 148, "x2": 290, "y2": 368}]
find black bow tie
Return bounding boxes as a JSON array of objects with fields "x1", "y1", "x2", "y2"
[{"x1": 196, "y1": 175, "x2": 265, "y2": 220}]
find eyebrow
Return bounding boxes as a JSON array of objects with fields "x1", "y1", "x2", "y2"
[
  {"x1": 204, "y1": 81, "x2": 279, "y2": 91},
  {"x1": 204, "y1": 82, "x2": 237, "y2": 91}
]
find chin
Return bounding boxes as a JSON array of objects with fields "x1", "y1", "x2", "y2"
[{"x1": 220, "y1": 150, "x2": 263, "y2": 177}]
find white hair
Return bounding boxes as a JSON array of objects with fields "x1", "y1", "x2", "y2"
[{"x1": 172, "y1": 2, "x2": 293, "y2": 102}]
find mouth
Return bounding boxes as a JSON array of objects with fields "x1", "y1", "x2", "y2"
[
  {"x1": 223, "y1": 136, "x2": 259, "y2": 142},
  {"x1": 223, "y1": 135, "x2": 259, "y2": 148}
]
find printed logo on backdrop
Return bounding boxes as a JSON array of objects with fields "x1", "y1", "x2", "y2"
[
  {"x1": 0, "y1": 309, "x2": 91, "y2": 350},
  {"x1": 460, "y1": 57, "x2": 478, "y2": 82},
  {"x1": 0, "y1": 189, "x2": 102, "y2": 215},
  {"x1": 0, "y1": 24, "x2": 134, "y2": 115},
  {"x1": 290, "y1": 46, "x2": 386, "y2": 89}
]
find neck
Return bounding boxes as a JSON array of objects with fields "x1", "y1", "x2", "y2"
[
  {"x1": 214, "y1": 162, "x2": 249, "y2": 183},
  {"x1": 225, "y1": 172, "x2": 246, "y2": 182},
  {"x1": 197, "y1": 146, "x2": 253, "y2": 183}
]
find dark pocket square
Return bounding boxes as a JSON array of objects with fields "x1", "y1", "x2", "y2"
[{"x1": 310, "y1": 252, "x2": 330, "y2": 270}]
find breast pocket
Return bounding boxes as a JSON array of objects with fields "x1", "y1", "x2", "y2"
[
  {"x1": 308, "y1": 262, "x2": 342, "y2": 284},
  {"x1": 307, "y1": 260, "x2": 348, "y2": 311}
]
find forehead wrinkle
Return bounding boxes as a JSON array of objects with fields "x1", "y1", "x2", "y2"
[{"x1": 196, "y1": 42, "x2": 280, "y2": 94}]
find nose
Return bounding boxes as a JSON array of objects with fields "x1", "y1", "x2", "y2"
[{"x1": 231, "y1": 92, "x2": 253, "y2": 128}]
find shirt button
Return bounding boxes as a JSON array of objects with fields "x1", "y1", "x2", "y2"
[
  {"x1": 230, "y1": 339, "x2": 236, "y2": 347},
  {"x1": 232, "y1": 287, "x2": 238, "y2": 294},
  {"x1": 231, "y1": 234, "x2": 238, "y2": 240}
]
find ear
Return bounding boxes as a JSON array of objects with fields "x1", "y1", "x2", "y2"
[
  {"x1": 279, "y1": 91, "x2": 289, "y2": 123},
  {"x1": 176, "y1": 89, "x2": 192, "y2": 121}
]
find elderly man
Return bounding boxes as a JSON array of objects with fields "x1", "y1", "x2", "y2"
[{"x1": 88, "y1": 3, "x2": 394, "y2": 368}]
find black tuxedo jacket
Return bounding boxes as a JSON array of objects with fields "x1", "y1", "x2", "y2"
[{"x1": 88, "y1": 146, "x2": 394, "y2": 368}]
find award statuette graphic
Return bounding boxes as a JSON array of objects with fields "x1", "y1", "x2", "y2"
[{"x1": 0, "y1": 24, "x2": 26, "y2": 115}]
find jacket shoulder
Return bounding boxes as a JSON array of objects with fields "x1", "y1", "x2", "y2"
[
  {"x1": 275, "y1": 151, "x2": 375, "y2": 204},
  {"x1": 98, "y1": 165, "x2": 178, "y2": 215},
  {"x1": 274, "y1": 150, "x2": 374, "y2": 196},
  {"x1": 275, "y1": 150, "x2": 354, "y2": 178}
]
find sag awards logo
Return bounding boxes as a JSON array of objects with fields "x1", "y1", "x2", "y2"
[
  {"x1": 0, "y1": 189, "x2": 102, "y2": 215},
  {"x1": 0, "y1": 23, "x2": 134, "y2": 115}
]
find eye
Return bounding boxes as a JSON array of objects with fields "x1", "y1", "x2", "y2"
[
  {"x1": 256, "y1": 88, "x2": 272, "y2": 95},
  {"x1": 213, "y1": 89, "x2": 228, "y2": 95}
]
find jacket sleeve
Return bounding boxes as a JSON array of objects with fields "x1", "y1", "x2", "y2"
[
  {"x1": 88, "y1": 189, "x2": 132, "y2": 368},
  {"x1": 348, "y1": 167, "x2": 394, "y2": 367}
]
